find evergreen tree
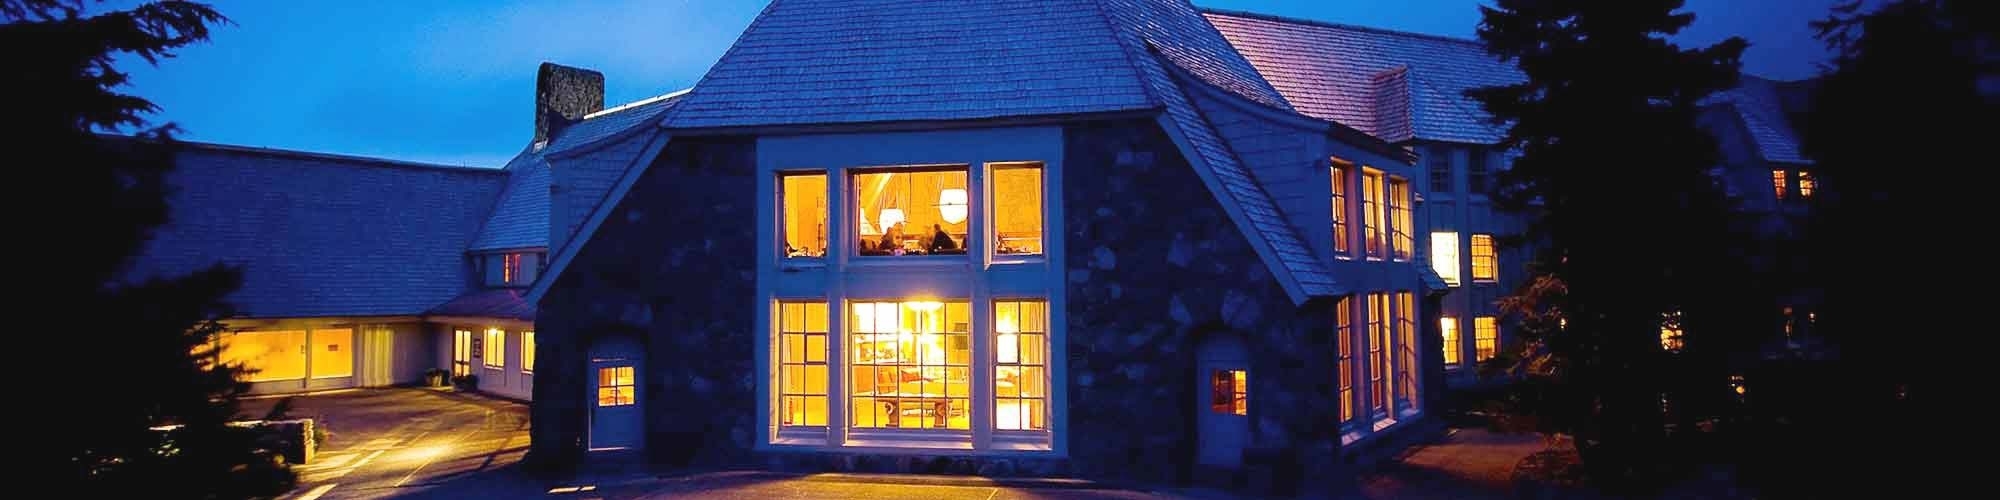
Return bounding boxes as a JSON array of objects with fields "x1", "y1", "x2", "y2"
[
  {"x1": 7, "y1": 1, "x2": 294, "y2": 497},
  {"x1": 1469, "y1": 0, "x2": 1750, "y2": 489}
]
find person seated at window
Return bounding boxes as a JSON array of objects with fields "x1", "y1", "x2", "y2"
[
  {"x1": 877, "y1": 223, "x2": 906, "y2": 256},
  {"x1": 927, "y1": 224, "x2": 961, "y2": 255},
  {"x1": 858, "y1": 239, "x2": 887, "y2": 256}
]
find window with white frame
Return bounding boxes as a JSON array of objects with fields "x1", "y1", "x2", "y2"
[
  {"x1": 1471, "y1": 234, "x2": 1497, "y2": 282},
  {"x1": 848, "y1": 300, "x2": 971, "y2": 430},
  {"x1": 777, "y1": 301, "x2": 830, "y2": 427},
  {"x1": 781, "y1": 172, "x2": 828, "y2": 258},
  {"x1": 854, "y1": 167, "x2": 969, "y2": 257},
  {"x1": 1431, "y1": 232, "x2": 1461, "y2": 286},
  {"x1": 1395, "y1": 291, "x2": 1417, "y2": 410},
  {"x1": 993, "y1": 299, "x2": 1049, "y2": 431},
  {"x1": 1367, "y1": 293, "x2": 1389, "y2": 416},
  {"x1": 1362, "y1": 170, "x2": 1387, "y2": 259},
  {"x1": 483, "y1": 328, "x2": 505, "y2": 369},
  {"x1": 1441, "y1": 317, "x2": 1461, "y2": 366},
  {"x1": 1336, "y1": 296, "x2": 1354, "y2": 423},
  {"x1": 522, "y1": 331, "x2": 536, "y2": 373},
  {"x1": 991, "y1": 163, "x2": 1044, "y2": 257},
  {"x1": 1475, "y1": 316, "x2": 1498, "y2": 362},
  {"x1": 1388, "y1": 178, "x2": 1413, "y2": 261},
  {"x1": 1330, "y1": 161, "x2": 1351, "y2": 257}
]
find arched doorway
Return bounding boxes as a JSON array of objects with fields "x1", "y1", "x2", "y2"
[
  {"x1": 588, "y1": 336, "x2": 644, "y2": 451},
  {"x1": 1195, "y1": 333, "x2": 1250, "y2": 468}
]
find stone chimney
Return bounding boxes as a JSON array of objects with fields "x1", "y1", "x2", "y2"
[{"x1": 535, "y1": 62, "x2": 606, "y2": 144}]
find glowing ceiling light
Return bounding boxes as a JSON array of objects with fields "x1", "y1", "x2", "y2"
[
  {"x1": 878, "y1": 208, "x2": 905, "y2": 232},
  {"x1": 938, "y1": 188, "x2": 968, "y2": 224}
]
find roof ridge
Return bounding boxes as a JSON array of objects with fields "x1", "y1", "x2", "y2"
[
  {"x1": 168, "y1": 139, "x2": 500, "y2": 172},
  {"x1": 1086, "y1": 0, "x2": 1163, "y2": 108},
  {"x1": 659, "y1": 0, "x2": 787, "y2": 128},
  {"x1": 1200, "y1": 7, "x2": 1487, "y2": 47},
  {"x1": 583, "y1": 87, "x2": 692, "y2": 120}
]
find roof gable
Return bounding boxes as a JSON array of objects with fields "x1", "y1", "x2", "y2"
[
  {"x1": 663, "y1": 0, "x2": 1156, "y2": 129},
  {"x1": 130, "y1": 142, "x2": 505, "y2": 318},
  {"x1": 1204, "y1": 9, "x2": 1525, "y2": 145}
]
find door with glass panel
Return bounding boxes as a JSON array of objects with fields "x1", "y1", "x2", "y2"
[
  {"x1": 589, "y1": 337, "x2": 644, "y2": 450},
  {"x1": 1196, "y1": 335, "x2": 1250, "y2": 467},
  {"x1": 452, "y1": 329, "x2": 473, "y2": 377}
]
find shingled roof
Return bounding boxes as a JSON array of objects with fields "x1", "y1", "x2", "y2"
[
  {"x1": 1203, "y1": 9, "x2": 1525, "y2": 145},
  {"x1": 617, "y1": 0, "x2": 1349, "y2": 303},
  {"x1": 1704, "y1": 75, "x2": 1811, "y2": 164},
  {"x1": 130, "y1": 142, "x2": 505, "y2": 318},
  {"x1": 469, "y1": 146, "x2": 550, "y2": 252},
  {"x1": 662, "y1": 0, "x2": 1155, "y2": 129}
]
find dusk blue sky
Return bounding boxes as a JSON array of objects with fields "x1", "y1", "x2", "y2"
[{"x1": 119, "y1": 0, "x2": 1843, "y2": 168}]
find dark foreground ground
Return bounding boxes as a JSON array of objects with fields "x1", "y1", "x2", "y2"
[{"x1": 251, "y1": 388, "x2": 1567, "y2": 499}]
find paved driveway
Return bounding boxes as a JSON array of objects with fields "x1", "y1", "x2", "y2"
[{"x1": 241, "y1": 388, "x2": 529, "y2": 500}]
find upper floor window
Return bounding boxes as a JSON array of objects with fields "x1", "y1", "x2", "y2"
[
  {"x1": 1427, "y1": 149, "x2": 1453, "y2": 194},
  {"x1": 1330, "y1": 162, "x2": 1351, "y2": 257},
  {"x1": 1362, "y1": 169, "x2": 1386, "y2": 260},
  {"x1": 854, "y1": 167, "x2": 969, "y2": 258},
  {"x1": 781, "y1": 172, "x2": 828, "y2": 258},
  {"x1": 1467, "y1": 150, "x2": 1490, "y2": 196},
  {"x1": 485, "y1": 252, "x2": 540, "y2": 287},
  {"x1": 991, "y1": 163, "x2": 1044, "y2": 257},
  {"x1": 1388, "y1": 177, "x2": 1413, "y2": 261},
  {"x1": 1470, "y1": 234, "x2": 1497, "y2": 282},
  {"x1": 1431, "y1": 232, "x2": 1461, "y2": 286}
]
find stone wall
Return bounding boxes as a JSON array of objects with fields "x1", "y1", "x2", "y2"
[
  {"x1": 1062, "y1": 119, "x2": 1342, "y2": 495},
  {"x1": 530, "y1": 136, "x2": 759, "y2": 468}
]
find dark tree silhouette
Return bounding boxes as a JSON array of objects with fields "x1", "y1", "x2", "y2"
[
  {"x1": 1746, "y1": 1, "x2": 1992, "y2": 497},
  {"x1": 1469, "y1": 0, "x2": 1754, "y2": 490},
  {"x1": 7, "y1": 1, "x2": 294, "y2": 497}
]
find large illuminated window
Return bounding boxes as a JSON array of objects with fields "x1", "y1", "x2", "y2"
[
  {"x1": 1798, "y1": 170, "x2": 1815, "y2": 199},
  {"x1": 522, "y1": 331, "x2": 536, "y2": 373},
  {"x1": 781, "y1": 172, "x2": 828, "y2": 258},
  {"x1": 1441, "y1": 317, "x2": 1461, "y2": 366},
  {"x1": 854, "y1": 168, "x2": 969, "y2": 257},
  {"x1": 1471, "y1": 234, "x2": 1497, "y2": 282},
  {"x1": 219, "y1": 330, "x2": 306, "y2": 382},
  {"x1": 1395, "y1": 292, "x2": 1417, "y2": 410},
  {"x1": 992, "y1": 163, "x2": 1043, "y2": 256},
  {"x1": 1432, "y1": 232, "x2": 1461, "y2": 286},
  {"x1": 311, "y1": 329, "x2": 352, "y2": 379},
  {"x1": 1330, "y1": 162, "x2": 1351, "y2": 256},
  {"x1": 1772, "y1": 169, "x2": 1788, "y2": 200},
  {"x1": 1336, "y1": 296, "x2": 1353, "y2": 423},
  {"x1": 1388, "y1": 178, "x2": 1412, "y2": 261},
  {"x1": 849, "y1": 300, "x2": 971, "y2": 430},
  {"x1": 483, "y1": 328, "x2": 505, "y2": 369},
  {"x1": 1362, "y1": 170, "x2": 1386, "y2": 259},
  {"x1": 1366, "y1": 293, "x2": 1389, "y2": 415},
  {"x1": 1475, "y1": 317, "x2": 1498, "y2": 361},
  {"x1": 778, "y1": 301, "x2": 829, "y2": 427},
  {"x1": 993, "y1": 300, "x2": 1048, "y2": 430}
]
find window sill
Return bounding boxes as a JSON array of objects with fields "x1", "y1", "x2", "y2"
[
  {"x1": 1472, "y1": 279, "x2": 1498, "y2": 285},
  {"x1": 779, "y1": 259, "x2": 827, "y2": 272},
  {"x1": 992, "y1": 430, "x2": 1053, "y2": 451},
  {"x1": 989, "y1": 254, "x2": 1047, "y2": 266},
  {"x1": 846, "y1": 256, "x2": 972, "y2": 270}
]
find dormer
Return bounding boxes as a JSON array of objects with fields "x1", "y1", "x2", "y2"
[{"x1": 477, "y1": 250, "x2": 544, "y2": 288}]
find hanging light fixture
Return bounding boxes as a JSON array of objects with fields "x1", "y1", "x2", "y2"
[
  {"x1": 938, "y1": 188, "x2": 968, "y2": 224},
  {"x1": 878, "y1": 208, "x2": 905, "y2": 233}
]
